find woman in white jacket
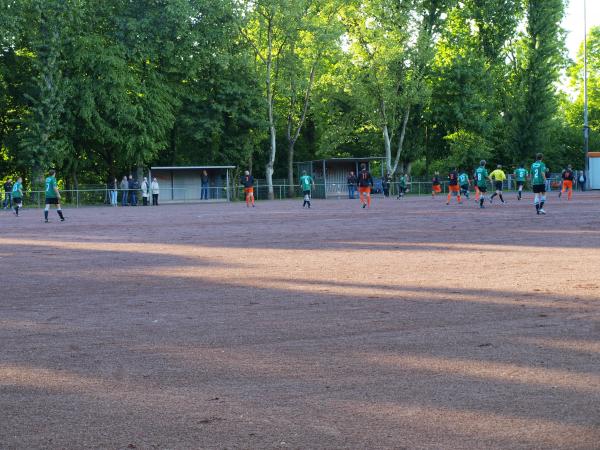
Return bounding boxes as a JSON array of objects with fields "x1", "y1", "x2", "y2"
[
  {"x1": 141, "y1": 177, "x2": 149, "y2": 206},
  {"x1": 151, "y1": 178, "x2": 160, "y2": 206}
]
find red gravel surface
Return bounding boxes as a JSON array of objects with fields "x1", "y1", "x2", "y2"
[{"x1": 1, "y1": 192, "x2": 599, "y2": 449}]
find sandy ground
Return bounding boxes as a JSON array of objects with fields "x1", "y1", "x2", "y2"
[{"x1": 0, "y1": 191, "x2": 599, "y2": 449}]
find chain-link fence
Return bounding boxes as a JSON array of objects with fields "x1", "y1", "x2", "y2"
[{"x1": 0, "y1": 175, "x2": 582, "y2": 209}]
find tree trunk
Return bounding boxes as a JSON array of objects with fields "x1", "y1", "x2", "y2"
[
  {"x1": 286, "y1": 57, "x2": 318, "y2": 198},
  {"x1": 287, "y1": 140, "x2": 295, "y2": 198},
  {"x1": 266, "y1": 20, "x2": 276, "y2": 200},
  {"x1": 391, "y1": 106, "x2": 410, "y2": 175},
  {"x1": 383, "y1": 124, "x2": 392, "y2": 174}
]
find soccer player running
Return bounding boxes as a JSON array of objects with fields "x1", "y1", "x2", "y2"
[
  {"x1": 241, "y1": 170, "x2": 255, "y2": 207},
  {"x1": 475, "y1": 160, "x2": 491, "y2": 209},
  {"x1": 299, "y1": 170, "x2": 315, "y2": 208},
  {"x1": 446, "y1": 168, "x2": 461, "y2": 205},
  {"x1": 472, "y1": 168, "x2": 481, "y2": 202},
  {"x1": 458, "y1": 171, "x2": 470, "y2": 199},
  {"x1": 489, "y1": 164, "x2": 507, "y2": 204},
  {"x1": 514, "y1": 164, "x2": 528, "y2": 200},
  {"x1": 531, "y1": 153, "x2": 547, "y2": 215},
  {"x1": 44, "y1": 170, "x2": 65, "y2": 223},
  {"x1": 559, "y1": 165, "x2": 575, "y2": 200},
  {"x1": 12, "y1": 176, "x2": 23, "y2": 216},
  {"x1": 431, "y1": 172, "x2": 442, "y2": 198},
  {"x1": 357, "y1": 163, "x2": 373, "y2": 209},
  {"x1": 396, "y1": 173, "x2": 408, "y2": 199}
]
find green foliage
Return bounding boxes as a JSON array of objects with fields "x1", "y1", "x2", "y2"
[
  {"x1": 443, "y1": 129, "x2": 492, "y2": 170},
  {"x1": 0, "y1": 0, "x2": 588, "y2": 185}
]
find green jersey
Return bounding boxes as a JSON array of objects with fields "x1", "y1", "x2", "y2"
[
  {"x1": 458, "y1": 173, "x2": 469, "y2": 186},
  {"x1": 475, "y1": 167, "x2": 488, "y2": 187},
  {"x1": 45, "y1": 176, "x2": 58, "y2": 198},
  {"x1": 530, "y1": 161, "x2": 546, "y2": 185},
  {"x1": 300, "y1": 175, "x2": 313, "y2": 191},
  {"x1": 514, "y1": 168, "x2": 528, "y2": 181},
  {"x1": 12, "y1": 181, "x2": 22, "y2": 198},
  {"x1": 398, "y1": 175, "x2": 407, "y2": 187}
]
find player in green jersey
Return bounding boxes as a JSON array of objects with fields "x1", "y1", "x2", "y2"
[
  {"x1": 11, "y1": 177, "x2": 23, "y2": 216},
  {"x1": 299, "y1": 171, "x2": 315, "y2": 208},
  {"x1": 474, "y1": 160, "x2": 491, "y2": 209},
  {"x1": 44, "y1": 169, "x2": 65, "y2": 223},
  {"x1": 396, "y1": 173, "x2": 408, "y2": 199},
  {"x1": 458, "y1": 171, "x2": 470, "y2": 199},
  {"x1": 530, "y1": 153, "x2": 547, "y2": 215},
  {"x1": 513, "y1": 164, "x2": 528, "y2": 200}
]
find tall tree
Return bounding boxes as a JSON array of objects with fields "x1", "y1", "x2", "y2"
[
  {"x1": 239, "y1": 0, "x2": 308, "y2": 199},
  {"x1": 342, "y1": 0, "x2": 451, "y2": 176},
  {"x1": 507, "y1": 0, "x2": 565, "y2": 161},
  {"x1": 280, "y1": 0, "x2": 342, "y2": 196}
]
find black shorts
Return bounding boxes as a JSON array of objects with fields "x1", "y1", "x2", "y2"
[
  {"x1": 532, "y1": 184, "x2": 545, "y2": 194},
  {"x1": 13, "y1": 197, "x2": 22, "y2": 204},
  {"x1": 45, "y1": 197, "x2": 59, "y2": 205},
  {"x1": 303, "y1": 190, "x2": 311, "y2": 196},
  {"x1": 516, "y1": 181, "x2": 524, "y2": 188},
  {"x1": 494, "y1": 181, "x2": 503, "y2": 191},
  {"x1": 478, "y1": 186, "x2": 487, "y2": 193}
]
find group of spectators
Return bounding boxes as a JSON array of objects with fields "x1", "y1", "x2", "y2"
[{"x1": 108, "y1": 175, "x2": 160, "y2": 207}]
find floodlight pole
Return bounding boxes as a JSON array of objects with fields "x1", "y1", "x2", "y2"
[{"x1": 584, "y1": 0, "x2": 590, "y2": 188}]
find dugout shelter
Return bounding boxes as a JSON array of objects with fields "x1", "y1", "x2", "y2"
[
  {"x1": 587, "y1": 152, "x2": 600, "y2": 189},
  {"x1": 295, "y1": 157, "x2": 386, "y2": 199},
  {"x1": 149, "y1": 166, "x2": 235, "y2": 202}
]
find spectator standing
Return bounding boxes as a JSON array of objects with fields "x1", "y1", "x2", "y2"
[
  {"x1": 3, "y1": 178, "x2": 13, "y2": 209},
  {"x1": 201, "y1": 170, "x2": 209, "y2": 200},
  {"x1": 347, "y1": 171, "x2": 357, "y2": 199},
  {"x1": 544, "y1": 167, "x2": 552, "y2": 192},
  {"x1": 382, "y1": 172, "x2": 392, "y2": 197},
  {"x1": 129, "y1": 175, "x2": 139, "y2": 206},
  {"x1": 120, "y1": 176, "x2": 129, "y2": 206},
  {"x1": 141, "y1": 177, "x2": 149, "y2": 206},
  {"x1": 109, "y1": 178, "x2": 118, "y2": 206},
  {"x1": 579, "y1": 171, "x2": 586, "y2": 191},
  {"x1": 151, "y1": 177, "x2": 160, "y2": 205}
]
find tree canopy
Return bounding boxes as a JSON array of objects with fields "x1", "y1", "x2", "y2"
[{"x1": 0, "y1": 0, "x2": 593, "y2": 189}]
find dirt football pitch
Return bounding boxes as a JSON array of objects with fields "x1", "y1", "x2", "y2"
[{"x1": 1, "y1": 192, "x2": 599, "y2": 449}]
